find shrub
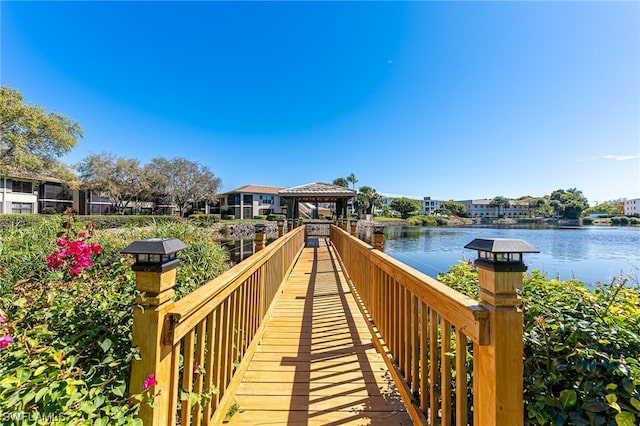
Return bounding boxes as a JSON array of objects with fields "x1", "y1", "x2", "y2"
[
  {"x1": 582, "y1": 217, "x2": 593, "y2": 225},
  {"x1": 222, "y1": 214, "x2": 235, "y2": 221},
  {"x1": 0, "y1": 218, "x2": 229, "y2": 423},
  {"x1": 437, "y1": 263, "x2": 640, "y2": 425},
  {"x1": 42, "y1": 207, "x2": 58, "y2": 215},
  {"x1": 0, "y1": 214, "x2": 45, "y2": 230},
  {"x1": 188, "y1": 214, "x2": 221, "y2": 227},
  {"x1": 252, "y1": 215, "x2": 267, "y2": 220}
]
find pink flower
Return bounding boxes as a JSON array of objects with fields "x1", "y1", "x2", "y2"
[
  {"x1": 143, "y1": 373, "x2": 157, "y2": 390},
  {"x1": 0, "y1": 334, "x2": 14, "y2": 350},
  {"x1": 193, "y1": 362, "x2": 199, "y2": 372},
  {"x1": 0, "y1": 316, "x2": 5, "y2": 324},
  {"x1": 91, "y1": 243, "x2": 102, "y2": 255}
]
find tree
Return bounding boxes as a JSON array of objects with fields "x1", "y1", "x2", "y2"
[
  {"x1": 1, "y1": 86, "x2": 82, "y2": 179},
  {"x1": 146, "y1": 157, "x2": 221, "y2": 216},
  {"x1": 347, "y1": 173, "x2": 358, "y2": 191},
  {"x1": 436, "y1": 200, "x2": 467, "y2": 217},
  {"x1": 76, "y1": 153, "x2": 149, "y2": 214},
  {"x1": 549, "y1": 188, "x2": 589, "y2": 219},
  {"x1": 490, "y1": 196, "x2": 511, "y2": 217},
  {"x1": 358, "y1": 186, "x2": 383, "y2": 216},
  {"x1": 353, "y1": 193, "x2": 369, "y2": 218},
  {"x1": 332, "y1": 177, "x2": 349, "y2": 188},
  {"x1": 390, "y1": 197, "x2": 421, "y2": 219}
]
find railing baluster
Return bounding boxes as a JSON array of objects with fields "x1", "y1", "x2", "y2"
[
  {"x1": 202, "y1": 312, "x2": 215, "y2": 424},
  {"x1": 429, "y1": 312, "x2": 438, "y2": 424},
  {"x1": 441, "y1": 320, "x2": 452, "y2": 425},
  {"x1": 403, "y1": 287, "x2": 410, "y2": 379},
  {"x1": 456, "y1": 329, "x2": 468, "y2": 426},
  {"x1": 420, "y1": 301, "x2": 428, "y2": 416},
  {"x1": 181, "y1": 330, "x2": 195, "y2": 426},
  {"x1": 193, "y1": 320, "x2": 207, "y2": 425},
  {"x1": 411, "y1": 293, "x2": 419, "y2": 394}
]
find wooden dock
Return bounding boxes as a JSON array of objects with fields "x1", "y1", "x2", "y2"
[{"x1": 226, "y1": 238, "x2": 412, "y2": 425}]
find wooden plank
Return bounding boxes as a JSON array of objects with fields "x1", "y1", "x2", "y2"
[{"x1": 226, "y1": 409, "x2": 411, "y2": 425}]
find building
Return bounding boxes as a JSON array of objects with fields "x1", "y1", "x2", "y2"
[
  {"x1": 219, "y1": 185, "x2": 287, "y2": 219},
  {"x1": 624, "y1": 198, "x2": 640, "y2": 216},
  {"x1": 422, "y1": 197, "x2": 443, "y2": 215},
  {"x1": 459, "y1": 199, "x2": 530, "y2": 217},
  {"x1": 1, "y1": 174, "x2": 40, "y2": 214}
]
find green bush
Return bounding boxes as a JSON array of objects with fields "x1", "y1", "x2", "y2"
[
  {"x1": 438, "y1": 262, "x2": 640, "y2": 425},
  {"x1": 188, "y1": 214, "x2": 221, "y2": 227},
  {"x1": 582, "y1": 217, "x2": 594, "y2": 225},
  {"x1": 266, "y1": 214, "x2": 285, "y2": 221},
  {"x1": 222, "y1": 214, "x2": 235, "y2": 221},
  {"x1": 0, "y1": 214, "x2": 45, "y2": 230},
  {"x1": 0, "y1": 214, "x2": 183, "y2": 232},
  {"x1": 0, "y1": 219, "x2": 229, "y2": 423},
  {"x1": 405, "y1": 214, "x2": 441, "y2": 227},
  {"x1": 611, "y1": 216, "x2": 632, "y2": 226},
  {"x1": 252, "y1": 215, "x2": 267, "y2": 220}
]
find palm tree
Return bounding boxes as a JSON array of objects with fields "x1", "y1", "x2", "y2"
[
  {"x1": 347, "y1": 173, "x2": 358, "y2": 191},
  {"x1": 347, "y1": 173, "x2": 358, "y2": 216}
]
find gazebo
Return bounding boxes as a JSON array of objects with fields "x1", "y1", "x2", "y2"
[{"x1": 279, "y1": 182, "x2": 356, "y2": 219}]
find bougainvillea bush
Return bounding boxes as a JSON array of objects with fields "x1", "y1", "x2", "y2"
[
  {"x1": 0, "y1": 212, "x2": 228, "y2": 425},
  {"x1": 438, "y1": 261, "x2": 640, "y2": 426}
]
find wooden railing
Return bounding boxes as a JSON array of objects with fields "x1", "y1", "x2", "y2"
[
  {"x1": 330, "y1": 225, "x2": 525, "y2": 426},
  {"x1": 128, "y1": 227, "x2": 306, "y2": 425}
]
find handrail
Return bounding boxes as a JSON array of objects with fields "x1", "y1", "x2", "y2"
[
  {"x1": 330, "y1": 225, "x2": 521, "y2": 425},
  {"x1": 129, "y1": 226, "x2": 306, "y2": 425}
]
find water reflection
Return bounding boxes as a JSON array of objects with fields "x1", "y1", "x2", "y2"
[{"x1": 219, "y1": 238, "x2": 277, "y2": 265}]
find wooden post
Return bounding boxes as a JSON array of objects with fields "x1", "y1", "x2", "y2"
[
  {"x1": 277, "y1": 219, "x2": 285, "y2": 238},
  {"x1": 372, "y1": 225, "x2": 384, "y2": 251},
  {"x1": 474, "y1": 264, "x2": 525, "y2": 425},
  {"x1": 254, "y1": 223, "x2": 266, "y2": 252},
  {"x1": 350, "y1": 220, "x2": 358, "y2": 236},
  {"x1": 124, "y1": 238, "x2": 188, "y2": 426}
]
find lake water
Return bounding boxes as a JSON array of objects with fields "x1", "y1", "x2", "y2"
[{"x1": 380, "y1": 226, "x2": 640, "y2": 285}]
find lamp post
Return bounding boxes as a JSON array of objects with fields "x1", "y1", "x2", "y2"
[
  {"x1": 122, "y1": 238, "x2": 188, "y2": 425},
  {"x1": 277, "y1": 218, "x2": 285, "y2": 238},
  {"x1": 372, "y1": 224, "x2": 385, "y2": 251},
  {"x1": 254, "y1": 223, "x2": 267, "y2": 252},
  {"x1": 464, "y1": 238, "x2": 538, "y2": 426}
]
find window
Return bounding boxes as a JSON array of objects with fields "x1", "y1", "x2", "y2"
[
  {"x1": 260, "y1": 195, "x2": 274, "y2": 204},
  {"x1": 259, "y1": 208, "x2": 272, "y2": 215},
  {"x1": 42, "y1": 183, "x2": 72, "y2": 200},
  {"x1": 12, "y1": 202, "x2": 33, "y2": 214},
  {"x1": 243, "y1": 194, "x2": 253, "y2": 204},
  {"x1": 11, "y1": 180, "x2": 33, "y2": 193}
]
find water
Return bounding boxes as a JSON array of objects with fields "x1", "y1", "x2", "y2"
[{"x1": 381, "y1": 226, "x2": 640, "y2": 285}]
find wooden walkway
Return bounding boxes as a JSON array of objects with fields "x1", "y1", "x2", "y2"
[{"x1": 226, "y1": 238, "x2": 412, "y2": 425}]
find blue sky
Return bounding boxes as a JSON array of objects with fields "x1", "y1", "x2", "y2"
[{"x1": 2, "y1": 1, "x2": 639, "y2": 204}]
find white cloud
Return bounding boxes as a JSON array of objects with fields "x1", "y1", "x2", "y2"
[{"x1": 603, "y1": 154, "x2": 639, "y2": 161}]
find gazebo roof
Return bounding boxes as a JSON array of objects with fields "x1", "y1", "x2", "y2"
[{"x1": 279, "y1": 182, "x2": 356, "y2": 202}]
